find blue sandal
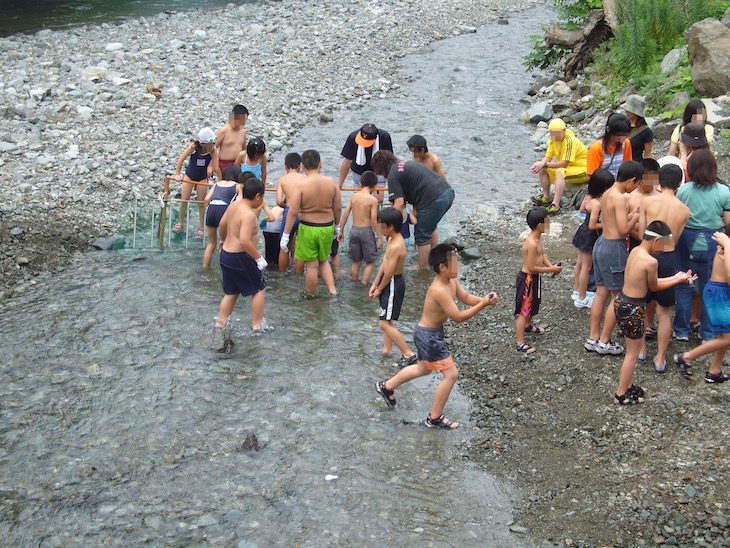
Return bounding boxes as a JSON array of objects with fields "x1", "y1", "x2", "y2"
[
  {"x1": 425, "y1": 414, "x2": 459, "y2": 429},
  {"x1": 516, "y1": 342, "x2": 536, "y2": 354},
  {"x1": 525, "y1": 324, "x2": 545, "y2": 335}
]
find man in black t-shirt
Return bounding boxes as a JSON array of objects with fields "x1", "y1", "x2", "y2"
[
  {"x1": 372, "y1": 150, "x2": 455, "y2": 269},
  {"x1": 338, "y1": 123, "x2": 393, "y2": 188}
]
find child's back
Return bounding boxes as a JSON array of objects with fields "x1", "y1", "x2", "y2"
[{"x1": 349, "y1": 189, "x2": 378, "y2": 227}]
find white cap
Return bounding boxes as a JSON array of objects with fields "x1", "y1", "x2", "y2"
[
  {"x1": 197, "y1": 127, "x2": 216, "y2": 143},
  {"x1": 657, "y1": 155, "x2": 685, "y2": 185}
]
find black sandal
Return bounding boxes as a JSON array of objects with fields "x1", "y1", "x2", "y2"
[
  {"x1": 425, "y1": 414, "x2": 459, "y2": 429},
  {"x1": 673, "y1": 354, "x2": 697, "y2": 381},
  {"x1": 614, "y1": 392, "x2": 644, "y2": 405},
  {"x1": 375, "y1": 381, "x2": 397, "y2": 408},
  {"x1": 394, "y1": 354, "x2": 418, "y2": 368},
  {"x1": 627, "y1": 384, "x2": 647, "y2": 398}
]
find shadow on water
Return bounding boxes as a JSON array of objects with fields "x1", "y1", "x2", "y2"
[{"x1": 0, "y1": 7, "x2": 551, "y2": 545}]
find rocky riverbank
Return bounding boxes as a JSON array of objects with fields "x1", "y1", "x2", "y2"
[
  {"x1": 0, "y1": 0, "x2": 546, "y2": 297},
  {"x1": 451, "y1": 205, "x2": 730, "y2": 547}
]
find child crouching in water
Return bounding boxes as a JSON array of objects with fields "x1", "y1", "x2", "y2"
[
  {"x1": 216, "y1": 177, "x2": 268, "y2": 331},
  {"x1": 515, "y1": 207, "x2": 562, "y2": 354},
  {"x1": 614, "y1": 220, "x2": 696, "y2": 404},
  {"x1": 571, "y1": 169, "x2": 614, "y2": 308},
  {"x1": 375, "y1": 244, "x2": 499, "y2": 429},
  {"x1": 203, "y1": 164, "x2": 241, "y2": 269}
]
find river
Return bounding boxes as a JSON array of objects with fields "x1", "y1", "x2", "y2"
[{"x1": 0, "y1": 6, "x2": 547, "y2": 546}]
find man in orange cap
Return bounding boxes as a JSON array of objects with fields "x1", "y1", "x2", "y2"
[{"x1": 338, "y1": 123, "x2": 393, "y2": 189}]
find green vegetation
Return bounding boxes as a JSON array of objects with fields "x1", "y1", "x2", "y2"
[{"x1": 525, "y1": 0, "x2": 730, "y2": 112}]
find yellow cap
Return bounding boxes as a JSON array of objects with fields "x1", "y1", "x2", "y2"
[{"x1": 548, "y1": 119, "x2": 566, "y2": 131}]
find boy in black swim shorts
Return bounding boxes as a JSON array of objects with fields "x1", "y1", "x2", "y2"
[{"x1": 614, "y1": 220, "x2": 696, "y2": 405}]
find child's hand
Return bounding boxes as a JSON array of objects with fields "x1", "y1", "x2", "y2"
[
  {"x1": 552, "y1": 264, "x2": 563, "y2": 275},
  {"x1": 712, "y1": 231, "x2": 730, "y2": 249},
  {"x1": 678, "y1": 270, "x2": 698, "y2": 285},
  {"x1": 369, "y1": 285, "x2": 381, "y2": 298},
  {"x1": 174, "y1": 174, "x2": 183, "y2": 181},
  {"x1": 484, "y1": 292, "x2": 499, "y2": 306},
  {"x1": 336, "y1": 231, "x2": 344, "y2": 243}
]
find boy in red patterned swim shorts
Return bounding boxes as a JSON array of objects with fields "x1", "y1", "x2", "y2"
[
  {"x1": 515, "y1": 207, "x2": 563, "y2": 354},
  {"x1": 614, "y1": 220, "x2": 696, "y2": 405}
]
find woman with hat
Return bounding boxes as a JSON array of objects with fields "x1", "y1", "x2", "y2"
[
  {"x1": 668, "y1": 99, "x2": 714, "y2": 158},
  {"x1": 620, "y1": 94, "x2": 653, "y2": 161},
  {"x1": 678, "y1": 122, "x2": 710, "y2": 174}
]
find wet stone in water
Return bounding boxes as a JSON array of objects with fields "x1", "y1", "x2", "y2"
[{"x1": 241, "y1": 433, "x2": 259, "y2": 452}]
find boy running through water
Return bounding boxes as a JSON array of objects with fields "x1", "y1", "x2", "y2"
[
  {"x1": 375, "y1": 244, "x2": 499, "y2": 429},
  {"x1": 613, "y1": 221, "x2": 696, "y2": 404},
  {"x1": 515, "y1": 207, "x2": 562, "y2": 354},
  {"x1": 369, "y1": 207, "x2": 415, "y2": 367},
  {"x1": 674, "y1": 226, "x2": 730, "y2": 384},
  {"x1": 216, "y1": 104, "x2": 248, "y2": 172},
  {"x1": 216, "y1": 177, "x2": 268, "y2": 331},
  {"x1": 338, "y1": 170, "x2": 381, "y2": 285}
]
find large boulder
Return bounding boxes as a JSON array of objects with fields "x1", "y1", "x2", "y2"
[{"x1": 685, "y1": 19, "x2": 730, "y2": 98}]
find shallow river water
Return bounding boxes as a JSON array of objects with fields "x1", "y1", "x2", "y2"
[{"x1": 0, "y1": 7, "x2": 549, "y2": 546}]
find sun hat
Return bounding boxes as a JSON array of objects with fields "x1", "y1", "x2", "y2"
[
  {"x1": 548, "y1": 118, "x2": 566, "y2": 131},
  {"x1": 355, "y1": 123, "x2": 378, "y2": 147},
  {"x1": 197, "y1": 127, "x2": 217, "y2": 143},
  {"x1": 620, "y1": 94, "x2": 646, "y2": 118},
  {"x1": 680, "y1": 123, "x2": 708, "y2": 148}
]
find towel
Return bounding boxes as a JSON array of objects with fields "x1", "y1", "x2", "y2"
[{"x1": 355, "y1": 135, "x2": 379, "y2": 166}]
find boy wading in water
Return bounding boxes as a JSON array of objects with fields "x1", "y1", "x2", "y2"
[
  {"x1": 515, "y1": 207, "x2": 562, "y2": 354},
  {"x1": 375, "y1": 244, "x2": 499, "y2": 429},
  {"x1": 338, "y1": 170, "x2": 381, "y2": 285},
  {"x1": 369, "y1": 207, "x2": 416, "y2": 367},
  {"x1": 674, "y1": 226, "x2": 730, "y2": 384},
  {"x1": 216, "y1": 177, "x2": 268, "y2": 331},
  {"x1": 614, "y1": 220, "x2": 696, "y2": 405}
]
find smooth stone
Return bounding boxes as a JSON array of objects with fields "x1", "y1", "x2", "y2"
[
  {"x1": 105, "y1": 43, "x2": 124, "y2": 52},
  {"x1": 16, "y1": 256, "x2": 30, "y2": 266},
  {"x1": 11, "y1": 227, "x2": 23, "y2": 237},
  {"x1": 460, "y1": 247, "x2": 482, "y2": 261},
  {"x1": 528, "y1": 101, "x2": 552, "y2": 124}
]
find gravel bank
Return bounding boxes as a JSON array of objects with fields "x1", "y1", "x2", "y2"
[
  {"x1": 0, "y1": 0, "x2": 545, "y2": 296},
  {"x1": 451, "y1": 205, "x2": 730, "y2": 547}
]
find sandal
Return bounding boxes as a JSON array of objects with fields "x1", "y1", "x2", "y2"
[
  {"x1": 614, "y1": 391, "x2": 644, "y2": 405},
  {"x1": 654, "y1": 360, "x2": 667, "y2": 373},
  {"x1": 644, "y1": 325, "x2": 657, "y2": 340},
  {"x1": 516, "y1": 342, "x2": 536, "y2": 354},
  {"x1": 690, "y1": 321, "x2": 700, "y2": 333},
  {"x1": 627, "y1": 384, "x2": 647, "y2": 398},
  {"x1": 196, "y1": 226, "x2": 204, "y2": 238},
  {"x1": 425, "y1": 413, "x2": 459, "y2": 429},
  {"x1": 525, "y1": 324, "x2": 545, "y2": 335},
  {"x1": 638, "y1": 352, "x2": 647, "y2": 362},
  {"x1": 375, "y1": 381, "x2": 397, "y2": 408},
  {"x1": 673, "y1": 354, "x2": 697, "y2": 382},
  {"x1": 704, "y1": 371, "x2": 729, "y2": 384},
  {"x1": 393, "y1": 354, "x2": 418, "y2": 368},
  {"x1": 172, "y1": 222, "x2": 184, "y2": 233}
]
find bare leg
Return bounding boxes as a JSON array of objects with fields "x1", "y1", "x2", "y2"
[
  {"x1": 217, "y1": 294, "x2": 239, "y2": 328},
  {"x1": 195, "y1": 184, "x2": 207, "y2": 229},
  {"x1": 430, "y1": 364, "x2": 458, "y2": 419},
  {"x1": 516, "y1": 314, "x2": 531, "y2": 346},
  {"x1": 278, "y1": 248, "x2": 290, "y2": 272},
  {"x1": 576, "y1": 252, "x2": 591, "y2": 299},
  {"x1": 599, "y1": 290, "x2": 619, "y2": 344},
  {"x1": 431, "y1": 229, "x2": 439, "y2": 249},
  {"x1": 382, "y1": 332, "x2": 393, "y2": 355},
  {"x1": 385, "y1": 361, "x2": 430, "y2": 391},
  {"x1": 682, "y1": 334, "x2": 730, "y2": 364},
  {"x1": 319, "y1": 260, "x2": 337, "y2": 296},
  {"x1": 539, "y1": 169, "x2": 551, "y2": 200},
  {"x1": 304, "y1": 260, "x2": 319, "y2": 295},
  {"x1": 361, "y1": 261, "x2": 375, "y2": 285},
  {"x1": 616, "y1": 337, "x2": 644, "y2": 400},
  {"x1": 552, "y1": 169, "x2": 566, "y2": 207},
  {"x1": 203, "y1": 226, "x2": 217, "y2": 269},
  {"x1": 350, "y1": 260, "x2": 361, "y2": 282},
  {"x1": 251, "y1": 289, "x2": 266, "y2": 330},
  {"x1": 295, "y1": 259, "x2": 305, "y2": 275},
  {"x1": 654, "y1": 304, "x2": 671, "y2": 367},
  {"x1": 177, "y1": 182, "x2": 193, "y2": 227},
  {"x1": 589, "y1": 286, "x2": 610, "y2": 341},
  {"x1": 417, "y1": 242, "x2": 430, "y2": 269},
  {"x1": 379, "y1": 320, "x2": 413, "y2": 357}
]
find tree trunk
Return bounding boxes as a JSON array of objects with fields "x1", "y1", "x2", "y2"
[{"x1": 557, "y1": 9, "x2": 614, "y2": 80}]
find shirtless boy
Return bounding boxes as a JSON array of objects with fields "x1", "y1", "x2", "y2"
[
  {"x1": 281, "y1": 149, "x2": 342, "y2": 297},
  {"x1": 613, "y1": 220, "x2": 695, "y2": 404},
  {"x1": 585, "y1": 160, "x2": 643, "y2": 355},
  {"x1": 638, "y1": 164, "x2": 690, "y2": 371},
  {"x1": 628, "y1": 158, "x2": 661, "y2": 247},
  {"x1": 369, "y1": 207, "x2": 415, "y2": 367},
  {"x1": 674, "y1": 227, "x2": 730, "y2": 384},
  {"x1": 515, "y1": 207, "x2": 562, "y2": 354},
  {"x1": 338, "y1": 170, "x2": 381, "y2": 285},
  {"x1": 276, "y1": 152, "x2": 305, "y2": 273},
  {"x1": 216, "y1": 177, "x2": 268, "y2": 331},
  {"x1": 407, "y1": 135, "x2": 447, "y2": 178},
  {"x1": 216, "y1": 104, "x2": 248, "y2": 172},
  {"x1": 375, "y1": 244, "x2": 499, "y2": 430}
]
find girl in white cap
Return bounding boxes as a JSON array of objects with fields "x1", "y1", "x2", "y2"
[{"x1": 172, "y1": 127, "x2": 221, "y2": 237}]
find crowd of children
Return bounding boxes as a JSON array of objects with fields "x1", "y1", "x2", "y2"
[{"x1": 170, "y1": 97, "x2": 729, "y2": 426}]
